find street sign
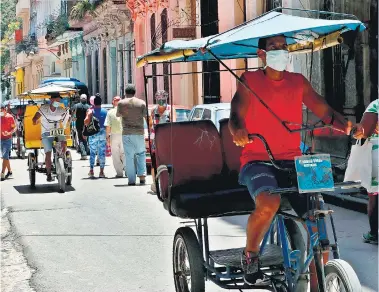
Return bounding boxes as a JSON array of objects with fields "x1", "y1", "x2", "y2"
[{"x1": 173, "y1": 27, "x2": 196, "y2": 39}]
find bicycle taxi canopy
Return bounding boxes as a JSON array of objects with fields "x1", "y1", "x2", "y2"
[
  {"x1": 21, "y1": 85, "x2": 77, "y2": 149},
  {"x1": 136, "y1": 9, "x2": 365, "y2": 66},
  {"x1": 138, "y1": 8, "x2": 365, "y2": 219}
]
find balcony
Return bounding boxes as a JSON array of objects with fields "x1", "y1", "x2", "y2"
[{"x1": 16, "y1": 0, "x2": 30, "y2": 17}]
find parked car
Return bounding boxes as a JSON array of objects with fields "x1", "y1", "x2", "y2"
[{"x1": 188, "y1": 103, "x2": 231, "y2": 131}]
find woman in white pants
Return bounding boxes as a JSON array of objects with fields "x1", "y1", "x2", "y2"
[{"x1": 105, "y1": 96, "x2": 125, "y2": 178}]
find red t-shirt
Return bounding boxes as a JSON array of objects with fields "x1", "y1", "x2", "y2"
[
  {"x1": 1, "y1": 113, "x2": 16, "y2": 140},
  {"x1": 240, "y1": 70, "x2": 303, "y2": 168}
]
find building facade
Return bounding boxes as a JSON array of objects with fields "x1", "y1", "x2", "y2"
[{"x1": 69, "y1": 0, "x2": 133, "y2": 103}]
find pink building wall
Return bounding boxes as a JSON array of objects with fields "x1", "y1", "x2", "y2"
[{"x1": 128, "y1": 0, "x2": 262, "y2": 106}]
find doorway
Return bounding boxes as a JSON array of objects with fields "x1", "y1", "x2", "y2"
[{"x1": 200, "y1": 0, "x2": 220, "y2": 104}]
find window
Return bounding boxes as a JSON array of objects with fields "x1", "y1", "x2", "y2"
[
  {"x1": 191, "y1": 108, "x2": 204, "y2": 121},
  {"x1": 176, "y1": 109, "x2": 191, "y2": 122},
  {"x1": 95, "y1": 50, "x2": 99, "y2": 94},
  {"x1": 266, "y1": 0, "x2": 282, "y2": 11},
  {"x1": 127, "y1": 42, "x2": 133, "y2": 83},
  {"x1": 86, "y1": 55, "x2": 92, "y2": 95},
  {"x1": 161, "y1": 9, "x2": 169, "y2": 97},
  {"x1": 103, "y1": 48, "x2": 107, "y2": 102},
  {"x1": 119, "y1": 44, "x2": 124, "y2": 96},
  {"x1": 202, "y1": 109, "x2": 212, "y2": 120},
  {"x1": 151, "y1": 14, "x2": 157, "y2": 102}
]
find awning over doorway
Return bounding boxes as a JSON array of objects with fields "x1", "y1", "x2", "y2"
[{"x1": 47, "y1": 31, "x2": 83, "y2": 49}]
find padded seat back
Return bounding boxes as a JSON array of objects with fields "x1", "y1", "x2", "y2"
[
  {"x1": 155, "y1": 120, "x2": 223, "y2": 199},
  {"x1": 219, "y1": 119, "x2": 242, "y2": 175}
]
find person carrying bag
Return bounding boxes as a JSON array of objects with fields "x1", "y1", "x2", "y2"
[
  {"x1": 345, "y1": 99, "x2": 378, "y2": 244},
  {"x1": 82, "y1": 112, "x2": 100, "y2": 137}
]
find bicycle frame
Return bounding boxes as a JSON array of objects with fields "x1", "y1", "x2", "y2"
[{"x1": 258, "y1": 192, "x2": 335, "y2": 292}]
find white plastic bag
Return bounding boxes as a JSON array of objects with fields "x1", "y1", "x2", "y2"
[{"x1": 344, "y1": 139, "x2": 373, "y2": 191}]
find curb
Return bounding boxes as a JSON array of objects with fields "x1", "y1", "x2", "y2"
[{"x1": 322, "y1": 189, "x2": 368, "y2": 214}]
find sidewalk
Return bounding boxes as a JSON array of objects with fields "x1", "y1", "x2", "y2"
[
  {"x1": 1, "y1": 208, "x2": 36, "y2": 292},
  {"x1": 322, "y1": 188, "x2": 368, "y2": 214}
]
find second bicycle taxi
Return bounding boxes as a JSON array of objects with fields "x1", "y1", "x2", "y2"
[
  {"x1": 21, "y1": 85, "x2": 76, "y2": 193},
  {"x1": 137, "y1": 8, "x2": 366, "y2": 292}
]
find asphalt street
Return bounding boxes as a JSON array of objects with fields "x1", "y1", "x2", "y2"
[{"x1": 1, "y1": 152, "x2": 378, "y2": 292}]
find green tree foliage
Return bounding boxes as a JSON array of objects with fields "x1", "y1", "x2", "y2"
[
  {"x1": 0, "y1": 0, "x2": 19, "y2": 74},
  {"x1": 1, "y1": 0, "x2": 17, "y2": 40},
  {"x1": 69, "y1": 0, "x2": 103, "y2": 21}
]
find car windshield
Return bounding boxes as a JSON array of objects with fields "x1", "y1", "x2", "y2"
[{"x1": 176, "y1": 109, "x2": 190, "y2": 122}]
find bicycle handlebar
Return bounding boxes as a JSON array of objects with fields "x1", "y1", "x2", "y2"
[{"x1": 247, "y1": 132, "x2": 355, "y2": 172}]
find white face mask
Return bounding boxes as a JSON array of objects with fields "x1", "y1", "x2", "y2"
[
  {"x1": 52, "y1": 101, "x2": 61, "y2": 108},
  {"x1": 0, "y1": 112, "x2": 4, "y2": 117},
  {"x1": 265, "y1": 50, "x2": 289, "y2": 72}
]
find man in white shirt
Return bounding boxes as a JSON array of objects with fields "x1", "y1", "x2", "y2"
[
  {"x1": 105, "y1": 96, "x2": 125, "y2": 177},
  {"x1": 32, "y1": 93, "x2": 68, "y2": 181}
]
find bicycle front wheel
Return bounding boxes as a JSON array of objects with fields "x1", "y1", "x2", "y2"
[
  {"x1": 324, "y1": 259, "x2": 361, "y2": 292},
  {"x1": 57, "y1": 158, "x2": 66, "y2": 193}
]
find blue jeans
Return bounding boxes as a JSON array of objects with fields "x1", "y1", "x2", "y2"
[
  {"x1": 123, "y1": 135, "x2": 146, "y2": 184},
  {"x1": 89, "y1": 129, "x2": 106, "y2": 169}
]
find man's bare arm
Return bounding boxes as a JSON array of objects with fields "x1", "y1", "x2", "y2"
[
  {"x1": 354, "y1": 112, "x2": 378, "y2": 139},
  {"x1": 32, "y1": 112, "x2": 42, "y2": 125},
  {"x1": 116, "y1": 103, "x2": 123, "y2": 117},
  {"x1": 84, "y1": 109, "x2": 92, "y2": 126},
  {"x1": 302, "y1": 76, "x2": 351, "y2": 134},
  {"x1": 228, "y1": 75, "x2": 251, "y2": 135}
]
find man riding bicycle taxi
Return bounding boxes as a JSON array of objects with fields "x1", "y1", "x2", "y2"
[
  {"x1": 32, "y1": 92, "x2": 69, "y2": 182},
  {"x1": 229, "y1": 34, "x2": 352, "y2": 289}
]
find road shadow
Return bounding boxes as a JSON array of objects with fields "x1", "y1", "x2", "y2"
[
  {"x1": 114, "y1": 184, "x2": 146, "y2": 187},
  {"x1": 81, "y1": 165, "x2": 111, "y2": 168},
  {"x1": 13, "y1": 184, "x2": 75, "y2": 194}
]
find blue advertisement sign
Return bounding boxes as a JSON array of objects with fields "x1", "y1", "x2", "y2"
[{"x1": 295, "y1": 154, "x2": 335, "y2": 193}]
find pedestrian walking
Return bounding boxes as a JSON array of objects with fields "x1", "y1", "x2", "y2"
[
  {"x1": 84, "y1": 94, "x2": 108, "y2": 178},
  {"x1": 351, "y1": 98, "x2": 379, "y2": 244},
  {"x1": 105, "y1": 96, "x2": 125, "y2": 178},
  {"x1": 89, "y1": 95, "x2": 100, "y2": 166},
  {"x1": 116, "y1": 84, "x2": 147, "y2": 186},
  {"x1": 1, "y1": 104, "x2": 16, "y2": 181},
  {"x1": 72, "y1": 94, "x2": 90, "y2": 160},
  {"x1": 149, "y1": 90, "x2": 177, "y2": 192}
]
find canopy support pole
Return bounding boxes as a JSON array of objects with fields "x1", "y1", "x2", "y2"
[
  {"x1": 143, "y1": 67, "x2": 261, "y2": 78},
  {"x1": 143, "y1": 66, "x2": 155, "y2": 178},
  {"x1": 169, "y1": 62, "x2": 174, "y2": 120},
  {"x1": 207, "y1": 49, "x2": 292, "y2": 133}
]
